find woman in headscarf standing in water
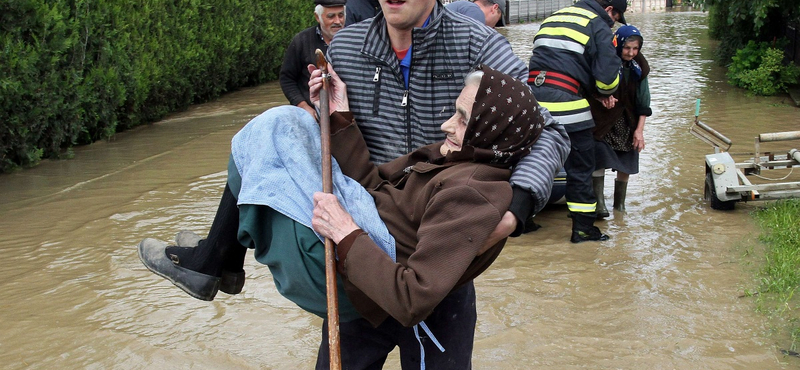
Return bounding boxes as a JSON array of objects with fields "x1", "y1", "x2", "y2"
[{"x1": 589, "y1": 25, "x2": 652, "y2": 217}]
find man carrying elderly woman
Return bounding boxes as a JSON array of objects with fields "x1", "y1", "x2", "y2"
[{"x1": 138, "y1": 65, "x2": 561, "y2": 369}]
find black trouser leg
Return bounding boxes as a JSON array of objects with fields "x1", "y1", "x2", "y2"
[
  {"x1": 564, "y1": 128, "x2": 597, "y2": 228},
  {"x1": 165, "y1": 183, "x2": 244, "y2": 277},
  {"x1": 316, "y1": 282, "x2": 477, "y2": 370},
  {"x1": 208, "y1": 184, "x2": 245, "y2": 274},
  {"x1": 316, "y1": 318, "x2": 394, "y2": 370},
  {"x1": 397, "y1": 282, "x2": 476, "y2": 370}
]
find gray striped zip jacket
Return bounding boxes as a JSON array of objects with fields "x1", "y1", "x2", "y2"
[{"x1": 328, "y1": 3, "x2": 570, "y2": 228}]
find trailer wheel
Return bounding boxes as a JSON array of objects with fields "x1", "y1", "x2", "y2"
[{"x1": 705, "y1": 172, "x2": 736, "y2": 210}]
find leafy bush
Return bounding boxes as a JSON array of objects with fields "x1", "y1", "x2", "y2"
[
  {"x1": 704, "y1": 0, "x2": 800, "y2": 64},
  {"x1": 727, "y1": 40, "x2": 800, "y2": 95},
  {"x1": 0, "y1": 0, "x2": 312, "y2": 172},
  {"x1": 706, "y1": 4, "x2": 748, "y2": 62}
]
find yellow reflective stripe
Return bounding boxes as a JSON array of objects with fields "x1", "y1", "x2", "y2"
[
  {"x1": 567, "y1": 202, "x2": 596, "y2": 213},
  {"x1": 535, "y1": 27, "x2": 590, "y2": 46},
  {"x1": 538, "y1": 99, "x2": 590, "y2": 112},
  {"x1": 554, "y1": 6, "x2": 597, "y2": 19},
  {"x1": 596, "y1": 74, "x2": 620, "y2": 93},
  {"x1": 542, "y1": 15, "x2": 591, "y2": 27}
]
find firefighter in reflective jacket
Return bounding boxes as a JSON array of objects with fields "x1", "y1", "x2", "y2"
[{"x1": 528, "y1": 0, "x2": 628, "y2": 243}]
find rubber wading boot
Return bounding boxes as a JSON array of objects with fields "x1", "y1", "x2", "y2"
[
  {"x1": 138, "y1": 238, "x2": 221, "y2": 301},
  {"x1": 593, "y1": 176, "x2": 609, "y2": 219},
  {"x1": 174, "y1": 230, "x2": 245, "y2": 296},
  {"x1": 570, "y1": 213, "x2": 610, "y2": 243},
  {"x1": 614, "y1": 180, "x2": 628, "y2": 213}
]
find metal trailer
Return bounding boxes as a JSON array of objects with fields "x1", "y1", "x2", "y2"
[{"x1": 690, "y1": 100, "x2": 800, "y2": 210}]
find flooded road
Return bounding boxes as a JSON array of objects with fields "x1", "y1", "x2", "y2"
[{"x1": 2, "y1": 10, "x2": 799, "y2": 370}]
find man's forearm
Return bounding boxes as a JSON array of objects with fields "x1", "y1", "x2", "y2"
[{"x1": 508, "y1": 109, "x2": 570, "y2": 226}]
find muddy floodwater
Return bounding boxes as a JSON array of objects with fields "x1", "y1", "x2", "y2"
[{"x1": 2, "y1": 9, "x2": 800, "y2": 370}]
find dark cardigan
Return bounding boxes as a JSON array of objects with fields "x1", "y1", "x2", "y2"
[{"x1": 590, "y1": 53, "x2": 651, "y2": 140}]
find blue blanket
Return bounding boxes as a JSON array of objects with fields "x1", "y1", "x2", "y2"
[{"x1": 231, "y1": 105, "x2": 396, "y2": 262}]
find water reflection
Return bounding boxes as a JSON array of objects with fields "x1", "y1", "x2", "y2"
[{"x1": 1, "y1": 9, "x2": 798, "y2": 370}]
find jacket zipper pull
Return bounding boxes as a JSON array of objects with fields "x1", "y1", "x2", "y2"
[
  {"x1": 373, "y1": 67, "x2": 381, "y2": 82},
  {"x1": 401, "y1": 90, "x2": 408, "y2": 107}
]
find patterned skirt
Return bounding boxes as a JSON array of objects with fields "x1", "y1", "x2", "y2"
[{"x1": 595, "y1": 116, "x2": 639, "y2": 174}]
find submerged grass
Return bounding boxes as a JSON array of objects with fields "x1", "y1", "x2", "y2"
[{"x1": 750, "y1": 199, "x2": 800, "y2": 351}]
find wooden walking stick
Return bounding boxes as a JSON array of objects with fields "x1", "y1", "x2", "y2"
[{"x1": 315, "y1": 48, "x2": 342, "y2": 370}]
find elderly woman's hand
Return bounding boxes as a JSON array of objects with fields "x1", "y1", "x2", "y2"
[
  {"x1": 478, "y1": 211, "x2": 516, "y2": 255},
  {"x1": 633, "y1": 127, "x2": 645, "y2": 152},
  {"x1": 312, "y1": 192, "x2": 360, "y2": 244},
  {"x1": 308, "y1": 64, "x2": 349, "y2": 113},
  {"x1": 596, "y1": 95, "x2": 617, "y2": 109}
]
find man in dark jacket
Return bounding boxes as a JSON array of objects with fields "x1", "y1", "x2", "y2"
[
  {"x1": 279, "y1": 0, "x2": 346, "y2": 119},
  {"x1": 527, "y1": 0, "x2": 627, "y2": 243}
]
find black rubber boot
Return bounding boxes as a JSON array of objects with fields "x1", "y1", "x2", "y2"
[
  {"x1": 614, "y1": 180, "x2": 628, "y2": 213},
  {"x1": 570, "y1": 213, "x2": 610, "y2": 243},
  {"x1": 593, "y1": 176, "x2": 609, "y2": 219}
]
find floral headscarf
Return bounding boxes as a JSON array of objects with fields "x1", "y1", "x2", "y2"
[{"x1": 460, "y1": 65, "x2": 545, "y2": 165}]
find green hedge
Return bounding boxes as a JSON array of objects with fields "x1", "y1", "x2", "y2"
[
  {"x1": 0, "y1": 0, "x2": 313, "y2": 172},
  {"x1": 704, "y1": 0, "x2": 800, "y2": 63}
]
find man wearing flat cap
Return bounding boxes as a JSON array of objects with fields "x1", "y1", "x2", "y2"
[{"x1": 279, "y1": 0, "x2": 346, "y2": 119}]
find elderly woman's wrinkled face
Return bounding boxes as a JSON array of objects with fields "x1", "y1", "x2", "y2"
[
  {"x1": 440, "y1": 84, "x2": 479, "y2": 156},
  {"x1": 621, "y1": 38, "x2": 641, "y2": 61}
]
